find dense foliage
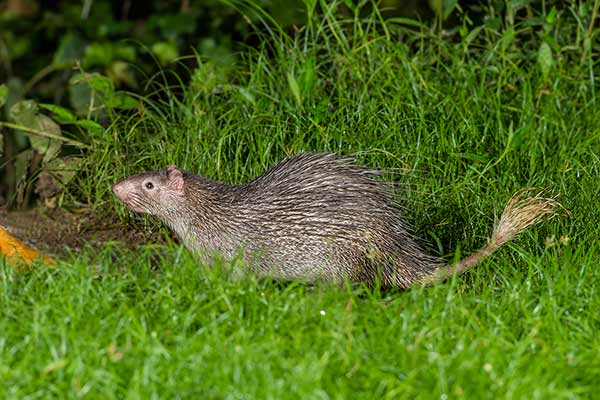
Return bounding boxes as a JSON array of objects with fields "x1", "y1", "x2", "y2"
[
  {"x1": 2, "y1": 0, "x2": 596, "y2": 209},
  {"x1": 1, "y1": 0, "x2": 309, "y2": 208}
]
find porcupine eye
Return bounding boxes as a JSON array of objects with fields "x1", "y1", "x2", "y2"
[{"x1": 143, "y1": 180, "x2": 155, "y2": 190}]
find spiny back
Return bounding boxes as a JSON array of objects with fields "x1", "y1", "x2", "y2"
[{"x1": 181, "y1": 153, "x2": 443, "y2": 288}]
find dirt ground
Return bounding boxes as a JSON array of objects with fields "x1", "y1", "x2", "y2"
[{"x1": 0, "y1": 207, "x2": 161, "y2": 258}]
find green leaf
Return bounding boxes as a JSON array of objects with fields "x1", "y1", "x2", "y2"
[
  {"x1": 387, "y1": 17, "x2": 429, "y2": 30},
  {"x1": 9, "y1": 99, "x2": 38, "y2": 122},
  {"x1": 287, "y1": 72, "x2": 302, "y2": 107},
  {"x1": 14, "y1": 149, "x2": 34, "y2": 183},
  {"x1": 75, "y1": 119, "x2": 104, "y2": 136},
  {"x1": 39, "y1": 104, "x2": 77, "y2": 124},
  {"x1": 545, "y1": 6, "x2": 557, "y2": 25},
  {"x1": 238, "y1": 87, "x2": 255, "y2": 105},
  {"x1": 311, "y1": 97, "x2": 330, "y2": 124},
  {"x1": 105, "y1": 92, "x2": 138, "y2": 110},
  {"x1": 86, "y1": 74, "x2": 114, "y2": 94},
  {"x1": 43, "y1": 359, "x2": 68, "y2": 375},
  {"x1": 68, "y1": 79, "x2": 94, "y2": 117},
  {"x1": 197, "y1": 38, "x2": 236, "y2": 67},
  {"x1": 69, "y1": 72, "x2": 115, "y2": 117},
  {"x1": 4, "y1": 32, "x2": 31, "y2": 60},
  {"x1": 152, "y1": 42, "x2": 179, "y2": 66},
  {"x1": 5, "y1": 78, "x2": 25, "y2": 121},
  {"x1": 107, "y1": 61, "x2": 138, "y2": 88},
  {"x1": 484, "y1": 17, "x2": 502, "y2": 30},
  {"x1": 444, "y1": 0, "x2": 458, "y2": 19},
  {"x1": 499, "y1": 29, "x2": 516, "y2": 52},
  {"x1": 0, "y1": 132, "x2": 3, "y2": 158},
  {"x1": 300, "y1": 56, "x2": 316, "y2": 101},
  {"x1": 342, "y1": 0, "x2": 357, "y2": 13},
  {"x1": 463, "y1": 26, "x2": 483, "y2": 46},
  {"x1": 83, "y1": 42, "x2": 136, "y2": 68},
  {"x1": 537, "y1": 42, "x2": 554, "y2": 81},
  {"x1": 190, "y1": 61, "x2": 228, "y2": 96},
  {"x1": 70, "y1": 72, "x2": 113, "y2": 94},
  {"x1": 52, "y1": 33, "x2": 85, "y2": 67},
  {"x1": 9, "y1": 100, "x2": 62, "y2": 163},
  {"x1": 579, "y1": 2, "x2": 589, "y2": 17},
  {"x1": 0, "y1": 84, "x2": 8, "y2": 108},
  {"x1": 83, "y1": 43, "x2": 112, "y2": 68},
  {"x1": 40, "y1": 156, "x2": 82, "y2": 191},
  {"x1": 428, "y1": 0, "x2": 443, "y2": 20},
  {"x1": 32, "y1": 115, "x2": 62, "y2": 163},
  {"x1": 428, "y1": 0, "x2": 458, "y2": 20},
  {"x1": 508, "y1": 0, "x2": 532, "y2": 11}
]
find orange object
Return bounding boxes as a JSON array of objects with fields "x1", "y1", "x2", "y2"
[{"x1": 0, "y1": 226, "x2": 56, "y2": 267}]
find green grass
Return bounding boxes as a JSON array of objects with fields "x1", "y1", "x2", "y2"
[{"x1": 2, "y1": 1, "x2": 600, "y2": 398}]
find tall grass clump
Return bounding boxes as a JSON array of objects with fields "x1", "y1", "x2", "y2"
[{"x1": 82, "y1": 0, "x2": 598, "y2": 253}]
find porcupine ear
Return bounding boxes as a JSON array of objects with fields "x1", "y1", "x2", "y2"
[{"x1": 166, "y1": 165, "x2": 185, "y2": 192}]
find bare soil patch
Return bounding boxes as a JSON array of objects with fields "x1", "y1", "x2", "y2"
[{"x1": 0, "y1": 207, "x2": 161, "y2": 258}]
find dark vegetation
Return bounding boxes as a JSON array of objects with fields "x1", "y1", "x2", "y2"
[{"x1": 2, "y1": 0, "x2": 596, "y2": 210}]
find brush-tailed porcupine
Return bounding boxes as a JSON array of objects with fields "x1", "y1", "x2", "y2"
[{"x1": 113, "y1": 153, "x2": 559, "y2": 288}]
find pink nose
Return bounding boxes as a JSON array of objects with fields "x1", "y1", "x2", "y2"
[{"x1": 113, "y1": 181, "x2": 125, "y2": 200}]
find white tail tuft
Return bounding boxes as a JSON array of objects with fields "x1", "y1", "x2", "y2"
[
  {"x1": 421, "y1": 190, "x2": 564, "y2": 286},
  {"x1": 490, "y1": 190, "x2": 563, "y2": 247}
]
